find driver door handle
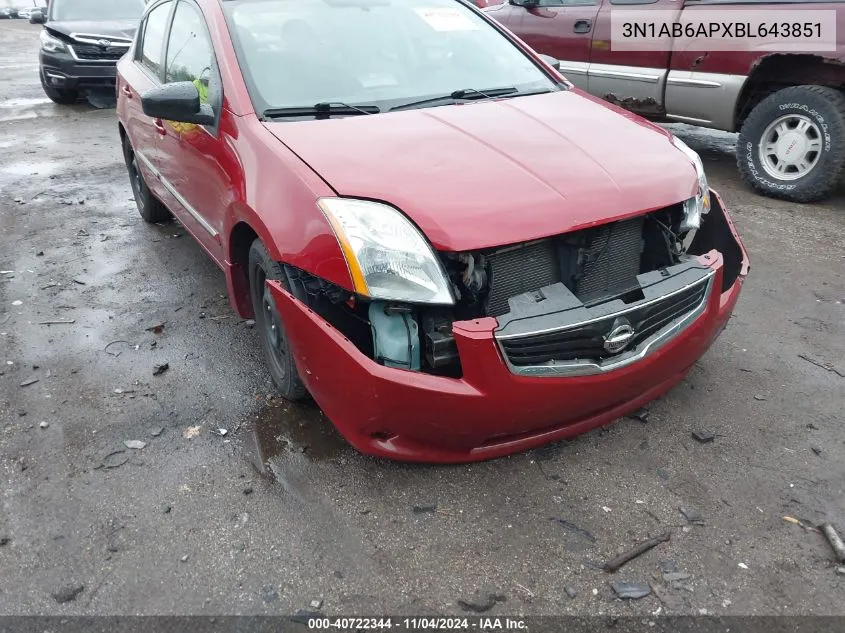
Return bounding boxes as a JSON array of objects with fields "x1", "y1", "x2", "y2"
[
  {"x1": 574, "y1": 19, "x2": 592, "y2": 33},
  {"x1": 153, "y1": 119, "x2": 167, "y2": 135},
  {"x1": 121, "y1": 85, "x2": 132, "y2": 99}
]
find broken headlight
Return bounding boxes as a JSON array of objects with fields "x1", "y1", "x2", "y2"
[
  {"x1": 319, "y1": 198, "x2": 454, "y2": 305},
  {"x1": 672, "y1": 136, "x2": 710, "y2": 233},
  {"x1": 40, "y1": 30, "x2": 66, "y2": 54}
]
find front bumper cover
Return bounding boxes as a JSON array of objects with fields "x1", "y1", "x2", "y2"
[
  {"x1": 40, "y1": 49, "x2": 118, "y2": 90},
  {"x1": 269, "y1": 191, "x2": 749, "y2": 463}
]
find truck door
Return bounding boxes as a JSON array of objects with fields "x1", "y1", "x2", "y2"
[
  {"x1": 506, "y1": 0, "x2": 601, "y2": 90},
  {"x1": 588, "y1": 0, "x2": 680, "y2": 112}
]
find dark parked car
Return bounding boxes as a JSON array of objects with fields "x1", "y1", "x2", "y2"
[
  {"x1": 34, "y1": 0, "x2": 146, "y2": 103},
  {"x1": 117, "y1": 0, "x2": 748, "y2": 463},
  {"x1": 0, "y1": 7, "x2": 17, "y2": 18}
]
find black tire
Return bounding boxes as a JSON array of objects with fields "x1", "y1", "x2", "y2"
[
  {"x1": 248, "y1": 240, "x2": 307, "y2": 401},
  {"x1": 737, "y1": 85, "x2": 845, "y2": 203},
  {"x1": 39, "y1": 69, "x2": 78, "y2": 105},
  {"x1": 122, "y1": 136, "x2": 170, "y2": 223}
]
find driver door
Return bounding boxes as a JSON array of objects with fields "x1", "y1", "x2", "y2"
[{"x1": 506, "y1": 0, "x2": 601, "y2": 90}]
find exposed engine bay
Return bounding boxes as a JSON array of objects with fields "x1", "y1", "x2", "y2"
[{"x1": 286, "y1": 198, "x2": 743, "y2": 377}]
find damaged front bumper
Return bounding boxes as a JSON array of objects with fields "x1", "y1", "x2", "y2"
[{"x1": 269, "y1": 191, "x2": 749, "y2": 463}]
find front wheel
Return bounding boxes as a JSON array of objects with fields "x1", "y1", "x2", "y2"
[
  {"x1": 737, "y1": 85, "x2": 845, "y2": 203},
  {"x1": 39, "y1": 69, "x2": 78, "y2": 105},
  {"x1": 248, "y1": 240, "x2": 307, "y2": 401}
]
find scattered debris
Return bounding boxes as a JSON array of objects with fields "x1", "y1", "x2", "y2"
[
  {"x1": 0, "y1": 536, "x2": 9, "y2": 547},
  {"x1": 162, "y1": 504, "x2": 172, "y2": 514},
  {"x1": 39, "y1": 421, "x2": 49, "y2": 429},
  {"x1": 146, "y1": 323, "x2": 165, "y2": 334},
  {"x1": 309, "y1": 599, "x2": 323, "y2": 610},
  {"x1": 602, "y1": 506, "x2": 612, "y2": 513},
  {"x1": 691, "y1": 430, "x2": 716, "y2": 444},
  {"x1": 603, "y1": 532, "x2": 670, "y2": 572},
  {"x1": 738, "y1": 563, "x2": 748, "y2": 570},
  {"x1": 564, "y1": 586, "x2": 577, "y2": 599},
  {"x1": 51, "y1": 583, "x2": 84, "y2": 604},
  {"x1": 550, "y1": 517, "x2": 596, "y2": 543},
  {"x1": 19, "y1": 377, "x2": 39, "y2": 387},
  {"x1": 457, "y1": 591, "x2": 506, "y2": 613},
  {"x1": 71, "y1": 278, "x2": 86, "y2": 285},
  {"x1": 243, "y1": 486, "x2": 254, "y2": 495},
  {"x1": 807, "y1": 423, "x2": 819, "y2": 430},
  {"x1": 244, "y1": 319, "x2": 256, "y2": 328},
  {"x1": 662, "y1": 572, "x2": 691, "y2": 583},
  {"x1": 515, "y1": 582, "x2": 534, "y2": 598},
  {"x1": 610, "y1": 581, "x2": 651, "y2": 600},
  {"x1": 412, "y1": 505, "x2": 437, "y2": 514},
  {"x1": 821, "y1": 523, "x2": 845, "y2": 563},
  {"x1": 183, "y1": 426, "x2": 201, "y2": 439},
  {"x1": 836, "y1": 567, "x2": 845, "y2": 576},
  {"x1": 811, "y1": 446, "x2": 823, "y2": 456},
  {"x1": 11, "y1": 300, "x2": 22, "y2": 306},
  {"x1": 180, "y1": 555, "x2": 189, "y2": 563},
  {"x1": 679, "y1": 506, "x2": 704, "y2": 525},
  {"x1": 36, "y1": 251, "x2": 44, "y2": 257},
  {"x1": 214, "y1": 428, "x2": 228, "y2": 436},
  {"x1": 753, "y1": 395, "x2": 766, "y2": 401},
  {"x1": 123, "y1": 440, "x2": 147, "y2": 450},
  {"x1": 798, "y1": 353, "x2": 845, "y2": 378},
  {"x1": 113, "y1": 388, "x2": 136, "y2": 395},
  {"x1": 97, "y1": 450, "x2": 129, "y2": 469},
  {"x1": 153, "y1": 363, "x2": 170, "y2": 376},
  {"x1": 627, "y1": 408, "x2": 650, "y2": 423},
  {"x1": 104, "y1": 340, "x2": 133, "y2": 357},
  {"x1": 151, "y1": 427, "x2": 164, "y2": 437},
  {"x1": 38, "y1": 319, "x2": 75, "y2": 325},
  {"x1": 782, "y1": 516, "x2": 819, "y2": 533}
]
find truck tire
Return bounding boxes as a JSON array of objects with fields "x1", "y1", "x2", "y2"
[{"x1": 737, "y1": 85, "x2": 845, "y2": 203}]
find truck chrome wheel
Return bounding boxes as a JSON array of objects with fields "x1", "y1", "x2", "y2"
[{"x1": 758, "y1": 114, "x2": 822, "y2": 181}]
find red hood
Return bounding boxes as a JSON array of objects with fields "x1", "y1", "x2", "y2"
[{"x1": 264, "y1": 91, "x2": 699, "y2": 251}]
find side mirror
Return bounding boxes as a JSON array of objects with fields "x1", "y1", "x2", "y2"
[
  {"x1": 31, "y1": 10, "x2": 45, "y2": 24},
  {"x1": 140, "y1": 82, "x2": 215, "y2": 126},
  {"x1": 538, "y1": 54, "x2": 561, "y2": 72}
]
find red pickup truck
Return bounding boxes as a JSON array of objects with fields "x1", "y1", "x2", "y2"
[{"x1": 485, "y1": 0, "x2": 845, "y2": 203}]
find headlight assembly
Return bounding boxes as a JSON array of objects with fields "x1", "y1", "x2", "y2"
[
  {"x1": 672, "y1": 136, "x2": 711, "y2": 233},
  {"x1": 318, "y1": 198, "x2": 454, "y2": 305},
  {"x1": 40, "y1": 30, "x2": 66, "y2": 54}
]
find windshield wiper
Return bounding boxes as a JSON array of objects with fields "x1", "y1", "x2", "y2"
[
  {"x1": 262, "y1": 102, "x2": 380, "y2": 120},
  {"x1": 390, "y1": 87, "x2": 548, "y2": 112}
]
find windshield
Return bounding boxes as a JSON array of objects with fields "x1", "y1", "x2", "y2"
[
  {"x1": 224, "y1": 0, "x2": 557, "y2": 113},
  {"x1": 50, "y1": 0, "x2": 147, "y2": 21}
]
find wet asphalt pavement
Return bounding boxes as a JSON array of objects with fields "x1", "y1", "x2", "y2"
[{"x1": 2, "y1": 20, "x2": 845, "y2": 617}]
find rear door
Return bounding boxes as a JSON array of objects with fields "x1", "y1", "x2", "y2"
[
  {"x1": 120, "y1": 0, "x2": 174, "y2": 202},
  {"x1": 155, "y1": 0, "x2": 229, "y2": 262},
  {"x1": 505, "y1": 0, "x2": 601, "y2": 90},
  {"x1": 588, "y1": 0, "x2": 679, "y2": 108}
]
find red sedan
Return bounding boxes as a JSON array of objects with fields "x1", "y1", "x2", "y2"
[{"x1": 116, "y1": 0, "x2": 748, "y2": 463}]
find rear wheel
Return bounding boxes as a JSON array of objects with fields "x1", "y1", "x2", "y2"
[
  {"x1": 248, "y1": 240, "x2": 307, "y2": 401},
  {"x1": 737, "y1": 85, "x2": 845, "y2": 203},
  {"x1": 122, "y1": 136, "x2": 170, "y2": 223},
  {"x1": 39, "y1": 69, "x2": 78, "y2": 105}
]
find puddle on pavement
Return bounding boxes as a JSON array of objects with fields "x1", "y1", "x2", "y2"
[
  {"x1": 0, "y1": 97, "x2": 52, "y2": 109},
  {"x1": 251, "y1": 399, "x2": 346, "y2": 475},
  {"x1": 1, "y1": 160, "x2": 60, "y2": 177}
]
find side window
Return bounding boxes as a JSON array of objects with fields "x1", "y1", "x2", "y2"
[
  {"x1": 165, "y1": 1, "x2": 216, "y2": 106},
  {"x1": 140, "y1": 1, "x2": 173, "y2": 77}
]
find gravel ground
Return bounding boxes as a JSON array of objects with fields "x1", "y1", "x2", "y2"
[{"x1": 1, "y1": 20, "x2": 844, "y2": 617}]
